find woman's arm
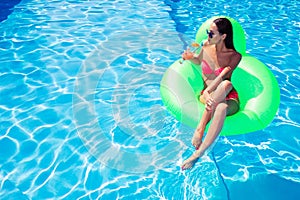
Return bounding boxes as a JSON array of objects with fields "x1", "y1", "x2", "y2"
[
  {"x1": 182, "y1": 48, "x2": 203, "y2": 65},
  {"x1": 182, "y1": 40, "x2": 208, "y2": 65}
]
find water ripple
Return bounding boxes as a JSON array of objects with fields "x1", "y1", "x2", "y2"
[{"x1": 0, "y1": 0, "x2": 299, "y2": 199}]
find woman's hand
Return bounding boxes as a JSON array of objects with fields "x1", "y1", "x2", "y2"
[
  {"x1": 205, "y1": 97, "x2": 216, "y2": 111},
  {"x1": 182, "y1": 48, "x2": 194, "y2": 60}
]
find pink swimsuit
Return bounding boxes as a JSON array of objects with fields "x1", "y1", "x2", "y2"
[
  {"x1": 201, "y1": 60, "x2": 239, "y2": 101},
  {"x1": 202, "y1": 60, "x2": 224, "y2": 76}
]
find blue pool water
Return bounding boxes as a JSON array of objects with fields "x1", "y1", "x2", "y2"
[{"x1": 0, "y1": 0, "x2": 299, "y2": 199}]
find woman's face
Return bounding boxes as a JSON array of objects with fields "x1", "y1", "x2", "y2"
[{"x1": 207, "y1": 23, "x2": 223, "y2": 44}]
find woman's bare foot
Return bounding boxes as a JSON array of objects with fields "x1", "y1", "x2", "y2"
[
  {"x1": 192, "y1": 130, "x2": 203, "y2": 150},
  {"x1": 181, "y1": 150, "x2": 204, "y2": 170},
  {"x1": 181, "y1": 154, "x2": 199, "y2": 170}
]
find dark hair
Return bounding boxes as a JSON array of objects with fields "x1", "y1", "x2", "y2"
[{"x1": 213, "y1": 18, "x2": 235, "y2": 50}]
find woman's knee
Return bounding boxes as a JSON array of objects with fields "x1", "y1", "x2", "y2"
[{"x1": 221, "y1": 80, "x2": 233, "y2": 92}]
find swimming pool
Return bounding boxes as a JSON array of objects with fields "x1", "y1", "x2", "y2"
[{"x1": 0, "y1": 0, "x2": 299, "y2": 199}]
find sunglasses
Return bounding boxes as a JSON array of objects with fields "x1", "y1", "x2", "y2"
[{"x1": 206, "y1": 29, "x2": 215, "y2": 38}]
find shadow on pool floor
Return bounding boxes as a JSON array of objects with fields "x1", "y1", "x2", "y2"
[{"x1": 0, "y1": 0, "x2": 22, "y2": 22}]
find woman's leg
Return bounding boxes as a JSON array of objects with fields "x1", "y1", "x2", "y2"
[
  {"x1": 197, "y1": 102, "x2": 227, "y2": 155},
  {"x1": 182, "y1": 80, "x2": 233, "y2": 170},
  {"x1": 198, "y1": 99, "x2": 239, "y2": 156},
  {"x1": 192, "y1": 80, "x2": 233, "y2": 149},
  {"x1": 181, "y1": 103, "x2": 228, "y2": 170},
  {"x1": 191, "y1": 92, "x2": 214, "y2": 149},
  {"x1": 192, "y1": 108, "x2": 212, "y2": 149}
]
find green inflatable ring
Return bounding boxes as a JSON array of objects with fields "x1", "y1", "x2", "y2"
[{"x1": 160, "y1": 16, "x2": 280, "y2": 136}]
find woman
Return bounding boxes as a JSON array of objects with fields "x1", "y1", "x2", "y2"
[{"x1": 181, "y1": 18, "x2": 242, "y2": 170}]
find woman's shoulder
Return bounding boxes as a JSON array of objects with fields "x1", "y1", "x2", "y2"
[
  {"x1": 229, "y1": 51, "x2": 242, "y2": 67},
  {"x1": 228, "y1": 50, "x2": 241, "y2": 60},
  {"x1": 233, "y1": 51, "x2": 242, "y2": 61}
]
